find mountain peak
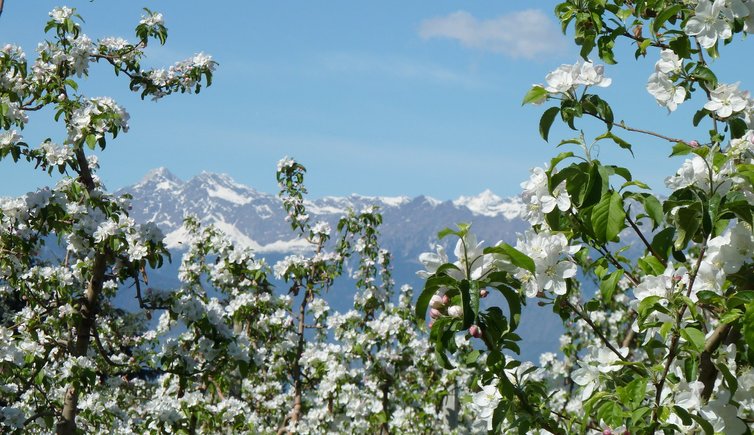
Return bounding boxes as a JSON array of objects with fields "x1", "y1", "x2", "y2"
[
  {"x1": 190, "y1": 171, "x2": 256, "y2": 205},
  {"x1": 453, "y1": 189, "x2": 523, "y2": 219},
  {"x1": 137, "y1": 167, "x2": 183, "y2": 190}
]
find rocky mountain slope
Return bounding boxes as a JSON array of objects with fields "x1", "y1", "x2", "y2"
[{"x1": 118, "y1": 168, "x2": 562, "y2": 361}]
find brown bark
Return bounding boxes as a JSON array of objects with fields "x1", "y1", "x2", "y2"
[
  {"x1": 698, "y1": 323, "x2": 732, "y2": 401},
  {"x1": 57, "y1": 149, "x2": 109, "y2": 434},
  {"x1": 277, "y1": 290, "x2": 308, "y2": 435}
]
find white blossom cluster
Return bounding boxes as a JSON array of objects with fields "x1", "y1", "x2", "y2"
[
  {"x1": 684, "y1": 0, "x2": 754, "y2": 48},
  {"x1": 544, "y1": 60, "x2": 612, "y2": 95},
  {"x1": 646, "y1": 49, "x2": 687, "y2": 112}
]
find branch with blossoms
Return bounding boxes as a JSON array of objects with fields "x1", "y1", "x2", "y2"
[{"x1": 417, "y1": 0, "x2": 754, "y2": 433}]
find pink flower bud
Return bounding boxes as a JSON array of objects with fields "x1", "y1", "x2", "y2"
[
  {"x1": 442, "y1": 294, "x2": 450, "y2": 305},
  {"x1": 428, "y1": 320, "x2": 434, "y2": 328},
  {"x1": 479, "y1": 288, "x2": 489, "y2": 298},
  {"x1": 469, "y1": 324, "x2": 482, "y2": 338},
  {"x1": 687, "y1": 140, "x2": 699, "y2": 148},
  {"x1": 429, "y1": 308, "x2": 442, "y2": 319},
  {"x1": 429, "y1": 294, "x2": 444, "y2": 309},
  {"x1": 603, "y1": 430, "x2": 611, "y2": 435}
]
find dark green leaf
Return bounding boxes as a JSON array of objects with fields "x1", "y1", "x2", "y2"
[
  {"x1": 540, "y1": 106, "x2": 561, "y2": 142},
  {"x1": 591, "y1": 191, "x2": 626, "y2": 242}
]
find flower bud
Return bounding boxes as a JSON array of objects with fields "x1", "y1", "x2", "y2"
[
  {"x1": 428, "y1": 320, "x2": 434, "y2": 329},
  {"x1": 603, "y1": 430, "x2": 611, "y2": 435},
  {"x1": 429, "y1": 294, "x2": 444, "y2": 309},
  {"x1": 479, "y1": 288, "x2": 489, "y2": 298},
  {"x1": 469, "y1": 324, "x2": 482, "y2": 338},
  {"x1": 687, "y1": 140, "x2": 699, "y2": 148},
  {"x1": 447, "y1": 305, "x2": 463, "y2": 318},
  {"x1": 442, "y1": 294, "x2": 450, "y2": 305},
  {"x1": 429, "y1": 308, "x2": 442, "y2": 319}
]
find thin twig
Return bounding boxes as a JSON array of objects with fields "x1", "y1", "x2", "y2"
[
  {"x1": 564, "y1": 300, "x2": 645, "y2": 376},
  {"x1": 626, "y1": 214, "x2": 664, "y2": 263}
]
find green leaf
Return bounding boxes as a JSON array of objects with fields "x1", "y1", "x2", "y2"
[
  {"x1": 743, "y1": 301, "x2": 754, "y2": 350},
  {"x1": 670, "y1": 141, "x2": 693, "y2": 157},
  {"x1": 729, "y1": 117, "x2": 748, "y2": 139},
  {"x1": 693, "y1": 109, "x2": 708, "y2": 127},
  {"x1": 692, "y1": 64, "x2": 718, "y2": 88},
  {"x1": 650, "y1": 227, "x2": 674, "y2": 260},
  {"x1": 539, "y1": 106, "x2": 560, "y2": 142},
  {"x1": 680, "y1": 327, "x2": 706, "y2": 352},
  {"x1": 493, "y1": 284, "x2": 522, "y2": 331},
  {"x1": 465, "y1": 350, "x2": 481, "y2": 364},
  {"x1": 597, "y1": 401, "x2": 625, "y2": 428},
  {"x1": 591, "y1": 191, "x2": 626, "y2": 242},
  {"x1": 638, "y1": 254, "x2": 666, "y2": 275},
  {"x1": 652, "y1": 5, "x2": 682, "y2": 34},
  {"x1": 85, "y1": 134, "x2": 97, "y2": 150},
  {"x1": 718, "y1": 363, "x2": 738, "y2": 396},
  {"x1": 595, "y1": 131, "x2": 633, "y2": 156},
  {"x1": 618, "y1": 377, "x2": 648, "y2": 407},
  {"x1": 549, "y1": 151, "x2": 575, "y2": 169},
  {"x1": 669, "y1": 35, "x2": 692, "y2": 59},
  {"x1": 643, "y1": 195, "x2": 664, "y2": 229},
  {"x1": 484, "y1": 244, "x2": 535, "y2": 273},
  {"x1": 522, "y1": 85, "x2": 547, "y2": 105},
  {"x1": 674, "y1": 206, "x2": 701, "y2": 250},
  {"x1": 600, "y1": 270, "x2": 624, "y2": 302}
]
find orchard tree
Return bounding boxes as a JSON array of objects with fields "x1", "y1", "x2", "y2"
[
  {"x1": 0, "y1": 7, "x2": 477, "y2": 434},
  {"x1": 418, "y1": 0, "x2": 754, "y2": 433},
  {"x1": 0, "y1": 6, "x2": 215, "y2": 433}
]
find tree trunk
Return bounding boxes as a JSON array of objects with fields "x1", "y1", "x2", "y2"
[{"x1": 57, "y1": 149, "x2": 108, "y2": 434}]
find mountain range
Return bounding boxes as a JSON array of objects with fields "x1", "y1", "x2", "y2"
[{"x1": 118, "y1": 168, "x2": 565, "y2": 361}]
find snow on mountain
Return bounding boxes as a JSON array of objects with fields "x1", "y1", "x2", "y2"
[
  {"x1": 453, "y1": 189, "x2": 524, "y2": 220},
  {"x1": 135, "y1": 167, "x2": 184, "y2": 191},
  {"x1": 120, "y1": 168, "x2": 528, "y2": 254},
  {"x1": 119, "y1": 168, "x2": 558, "y2": 361}
]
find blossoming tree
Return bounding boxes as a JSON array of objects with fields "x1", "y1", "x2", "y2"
[
  {"x1": 417, "y1": 0, "x2": 754, "y2": 433},
  {"x1": 0, "y1": 7, "x2": 477, "y2": 434}
]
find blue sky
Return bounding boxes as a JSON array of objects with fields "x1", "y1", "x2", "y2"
[{"x1": 1, "y1": 1, "x2": 752, "y2": 199}]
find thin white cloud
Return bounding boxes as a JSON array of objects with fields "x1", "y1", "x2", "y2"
[
  {"x1": 318, "y1": 52, "x2": 487, "y2": 89},
  {"x1": 419, "y1": 10, "x2": 567, "y2": 59}
]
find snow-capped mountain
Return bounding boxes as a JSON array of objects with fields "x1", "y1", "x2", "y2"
[
  {"x1": 119, "y1": 168, "x2": 564, "y2": 361},
  {"x1": 119, "y1": 167, "x2": 530, "y2": 257}
]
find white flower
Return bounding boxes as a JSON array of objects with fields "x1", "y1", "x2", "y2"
[
  {"x1": 544, "y1": 60, "x2": 611, "y2": 94},
  {"x1": 471, "y1": 381, "x2": 502, "y2": 431},
  {"x1": 0, "y1": 130, "x2": 21, "y2": 148},
  {"x1": 39, "y1": 141, "x2": 73, "y2": 166},
  {"x1": 545, "y1": 63, "x2": 576, "y2": 93},
  {"x1": 277, "y1": 156, "x2": 296, "y2": 172},
  {"x1": 515, "y1": 230, "x2": 580, "y2": 297},
  {"x1": 704, "y1": 82, "x2": 750, "y2": 118},
  {"x1": 571, "y1": 361, "x2": 600, "y2": 400},
  {"x1": 700, "y1": 390, "x2": 748, "y2": 434},
  {"x1": 447, "y1": 305, "x2": 463, "y2": 318},
  {"x1": 665, "y1": 153, "x2": 733, "y2": 193},
  {"x1": 647, "y1": 72, "x2": 687, "y2": 112},
  {"x1": 140, "y1": 11, "x2": 164, "y2": 27},
  {"x1": 685, "y1": 0, "x2": 732, "y2": 48},
  {"x1": 49, "y1": 6, "x2": 74, "y2": 24},
  {"x1": 655, "y1": 49, "x2": 683, "y2": 75},
  {"x1": 575, "y1": 61, "x2": 612, "y2": 88},
  {"x1": 539, "y1": 180, "x2": 571, "y2": 214},
  {"x1": 520, "y1": 166, "x2": 550, "y2": 225}
]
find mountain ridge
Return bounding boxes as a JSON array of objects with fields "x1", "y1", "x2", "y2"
[{"x1": 119, "y1": 167, "x2": 529, "y2": 253}]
